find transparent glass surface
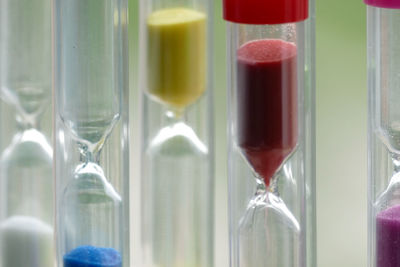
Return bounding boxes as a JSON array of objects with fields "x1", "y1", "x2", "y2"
[
  {"x1": 305, "y1": 1, "x2": 316, "y2": 265},
  {"x1": 139, "y1": 0, "x2": 214, "y2": 266},
  {"x1": 0, "y1": 0, "x2": 54, "y2": 265},
  {"x1": 367, "y1": 6, "x2": 400, "y2": 267},
  {"x1": 54, "y1": 0, "x2": 129, "y2": 266},
  {"x1": 227, "y1": 21, "x2": 312, "y2": 267}
]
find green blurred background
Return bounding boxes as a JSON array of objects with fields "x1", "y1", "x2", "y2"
[{"x1": 129, "y1": 0, "x2": 368, "y2": 266}]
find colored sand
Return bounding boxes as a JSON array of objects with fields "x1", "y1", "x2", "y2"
[
  {"x1": 0, "y1": 215, "x2": 54, "y2": 267},
  {"x1": 147, "y1": 8, "x2": 206, "y2": 110},
  {"x1": 377, "y1": 205, "x2": 400, "y2": 267},
  {"x1": 64, "y1": 245, "x2": 122, "y2": 267},
  {"x1": 237, "y1": 39, "x2": 298, "y2": 186}
]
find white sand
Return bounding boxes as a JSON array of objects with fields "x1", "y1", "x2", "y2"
[{"x1": 0, "y1": 215, "x2": 54, "y2": 267}]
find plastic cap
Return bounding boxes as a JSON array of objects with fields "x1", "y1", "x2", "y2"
[
  {"x1": 364, "y1": 0, "x2": 400, "y2": 9},
  {"x1": 223, "y1": 0, "x2": 308, "y2": 25}
]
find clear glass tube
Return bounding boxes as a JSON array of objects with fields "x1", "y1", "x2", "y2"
[
  {"x1": 367, "y1": 6, "x2": 400, "y2": 267},
  {"x1": 0, "y1": 0, "x2": 54, "y2": 265},
  {"x1": 305, "y1": 1, "x2": 316, "y2": 266},
  {"x1": 138, "y1": 0, "x2": 214, "y2": 266},
  {"x1": 54, "y1": 0, "x2": 129, "y2": 266},
  {"x1": 226, "y1": 16, "x2": 314, "y2": 267}
]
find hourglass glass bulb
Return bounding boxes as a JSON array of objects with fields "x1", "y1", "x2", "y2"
[
  {"x1": 0, "y1": 0, "x2": 51, "y2": 127},
  {"x1": 0, "y1": 128, "x2": 54, "y2": 267},
  {"x1": 149, "y1": 121, "x2": 207, "y2": 156},
  {"x1": 0, "y1": 128, "x2": 53, "y2": 222},
  {"x1": 1, "y1": 81, "x2": 50, "y2": 130},
  {"x1": 69, "y1": 162, "x2": 121, "y2": 203},
  {"x1": 240, "y1": 167, "x2": 300, "y2": 265},
  {"x1": 61, "y1": 161, "x2": 122, "y2": 253},
  {"x1": 373, "y1": 133, "x2": 400, "y2": 210},
  {"x1": 147, "y1": 8, "x2": 206, "y2": 113},
  {"x1": 237, "y1": 39, "x2": 298, "y2": 187},
  {"x1": 237, "y1": 176, "x2": 301, "y2": 266},
  {"x1": 374, "y1": 153, "x2": 400, "y2": 267},
  {"x1": 0, "y1": 216, "x2": 54, "y2": 267},
  {"x1": 143, "y1": 4, "x2": 209, "y2": 160}
]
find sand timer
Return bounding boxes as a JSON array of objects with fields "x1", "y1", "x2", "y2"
[
  {"x1": 139, "y1": 0, "x2": 214, "y2": 266},
  {"x1": 0, "y1": 0, "x2": 54, "y2": 265},
  {"x1": 224, "y1": 0, "x2": 315, "y2": 266},
  {"x1": 366, "y1": 1, "x2": 400, "y2": 266},
  {"x1": 54, "y1": 0, "x2": 129, "y2": 266}
]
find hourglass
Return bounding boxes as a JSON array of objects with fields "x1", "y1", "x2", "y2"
[
  {"x1": 0, "y1": 0, "x2": 54, "y2": 265},
  {"x1": 224, "y1": 0, "x2": 314, "y2": 266},
  {"x1": 139, "y1": 0, "x2": 214, "y2": 266},
  {"x1": 54, "y1": 0, "x2": 129, "y2": 266},
  {"x1": 236, "y1": 38, "x2": 301, "y2": 266},
  {"x1": 366, "y1": 3, "x2": 400, "y2": 267}
]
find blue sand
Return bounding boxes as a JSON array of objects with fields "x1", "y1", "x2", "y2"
[{"x1": 63, "y1": 245, "x2": 122, "y2": 267}]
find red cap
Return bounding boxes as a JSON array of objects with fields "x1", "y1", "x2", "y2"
[{"x1": 223, "y1": 0, "x2": 309, "y2": 25}]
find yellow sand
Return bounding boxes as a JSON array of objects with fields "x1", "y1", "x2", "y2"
[{"x1": 147, "y1": 8, "x2": 206, "y2": 110}]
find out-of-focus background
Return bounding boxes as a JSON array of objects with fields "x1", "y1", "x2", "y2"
[
  {"x1": 315, "y1": 1, "x2": 367, "y2": 266},
  {"x1": 129, "y1": 0, "x2": 368, "y2": 266}
]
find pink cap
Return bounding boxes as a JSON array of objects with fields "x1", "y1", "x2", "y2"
[{"x1": 364, "y1": 0, "x2": 400, "y2": 9}]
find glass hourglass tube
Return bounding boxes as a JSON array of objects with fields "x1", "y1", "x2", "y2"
[
  {"x1": 0, "y1": 0, "x2": 54, "y2": 265},
  {"x1": 54, "y1": 0, "x2": 129, "y2": 266},
  {"x1": 139, "y1": 0, "x2": 214, "y2": 266},
  {"x1": 305, "y1": 0, "x2": 316, "y2": 265},
  {"x1": 224, "y1": 0, "x2": 315, "y2": 266},
  {"x1": 366, "y1": 1, "x2": 400, "y2": 266}
]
